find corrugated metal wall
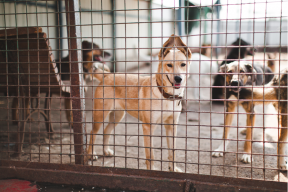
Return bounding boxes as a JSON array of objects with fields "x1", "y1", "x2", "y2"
[
  {"x1": 198, "y1": 20, "x2": 288, "y2": 47},
  {"x1": 1, "y1": 1, "x2": 286, "y2": 70}
]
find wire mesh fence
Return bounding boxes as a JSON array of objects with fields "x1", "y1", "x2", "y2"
[{"x1": 0, "y1": 0, "x2": 287, "y2": 186}]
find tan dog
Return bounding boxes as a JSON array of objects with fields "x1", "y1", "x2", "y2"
[{"x1": 86, "y1": 35, "x2": 191, "y2": 172}]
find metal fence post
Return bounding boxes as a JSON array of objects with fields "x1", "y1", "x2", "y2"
[{"x1": 65, "y1": 0, "x2": 86, "y2": 165}]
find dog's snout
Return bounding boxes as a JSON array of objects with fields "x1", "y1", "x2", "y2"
[
  {"x1": 230, "y1": 81, "x2": 239, "y2": 86},
  {"x1": 174, "y1": 76, "x2": 182, "y2": 83}
]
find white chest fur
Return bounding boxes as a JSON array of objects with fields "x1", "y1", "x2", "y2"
[{"x1": 228, "y1": 94, "x2": 237, "y2": 101}]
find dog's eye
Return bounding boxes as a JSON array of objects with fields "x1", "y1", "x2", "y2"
[
  {"x1": 167, "y1": 64, "x2": 172, "y2": 68},
  {"x1": 240, "y1": 70, "x2": 244, "y2": 73},
  {"x1": 181, "y1": 63, "x2": 186, "y2": 67},
  {"x1": 227, "y1": 70, "x2": 232, "y2": 73}
]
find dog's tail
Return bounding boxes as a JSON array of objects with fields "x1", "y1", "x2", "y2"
[{"x1": 93, "y1": 62, "x2": 110, "y2": 81}]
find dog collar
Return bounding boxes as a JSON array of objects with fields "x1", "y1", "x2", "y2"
[{"x1": 156, "y1": 80, "x2": 182, "y2": 100}]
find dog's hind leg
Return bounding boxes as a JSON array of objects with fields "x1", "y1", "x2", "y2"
[
  {"x1": 103, "y1": 110, "x2": 125, "y2": 156},
  {"x1": 241, "y1": 102, "x2": 255, "y2": 163},
  {"x1": 165, "y1": 116, "x2": 182, "y2": 172},
  {"x1": 142, "y1": 123, "x2": 157, "y2": 170},
  {"x1": 278, "y1": 105, "x2": 287, "y2": 171},
  {"x1": 86, "y1": 104, "x2": 112, "y2": 161},
  {"x1": 212, "y1": 101, "x2": 236, "y2": 157}
]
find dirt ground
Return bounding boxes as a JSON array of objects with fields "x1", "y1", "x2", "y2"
[{"x1": 0, "y1": 52, "x2": 287, "y2": 183}]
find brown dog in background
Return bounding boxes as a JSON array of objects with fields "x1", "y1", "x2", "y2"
[{"x1": 56, "y1": 41, "x2": 110, "y2": 81}]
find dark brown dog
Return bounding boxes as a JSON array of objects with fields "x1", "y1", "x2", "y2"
[
  {"x1": 56, "y1": 41, "x2": 110, "y2": 81},
  {"x1": 212, "y1": 60, "x2": 274, "y2": 164},
  {"x1": 56, "y1": 41, "x2": 111, "y2": 126},
  {"x1": 213, "y1": 65, "x2": 287, "y2": 171},
  {"x1": 212, "y1": 38, "x2": 256, "y2": 102}
]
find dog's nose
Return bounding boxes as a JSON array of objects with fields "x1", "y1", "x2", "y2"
[
  {"x1": 230, "y1": 81, "x2": 239, "y2": 86},
  {"x1": 174, "y1": 76, "x2": 182, "y2": 83}
]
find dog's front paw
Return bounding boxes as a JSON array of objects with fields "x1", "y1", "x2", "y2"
[
  {"x1": 212, "y1": 149, "x2": 224, "y2": 157},
  {"x1": 169, "y1": 166, "x2": 183, "y2": 172},
  {"x1": 240, "y1": 129, "x2": 247, "y2": 135},
  {"x1": 85, "y1": 154, "x2": 98, "y2": 162},
  {"x1": 278, "y1": 160, "x2": 287, "y2": 171},
  {"x1": 241, "y1": 154, "x2": 253, "y2": 163},
  {"x1": 104, "y1": 148, "x2": 114, "y2": 156}
]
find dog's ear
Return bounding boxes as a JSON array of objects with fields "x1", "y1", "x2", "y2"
[
  {"x1": 103, "y1": 51, "x2": 111, "y2": 58},
  {"x1": 232, "y1": 38, "x2": 240, "y2": 45},
  {"x1": 245, "y1": 63, "x2": 257, "y2": 82},
  {"x1": 232, "y1": 38, "x2": 250, "y2": 46},
  {"x1": 158, "y1": 34, "x2": 191, "y2": 59},
  {"x1": 244, "y1": 63, "x2": 254, "y2": 72},
  {"x1": 267, "y1": 53, "x2": 272, "y2": 59},
  {"x1": 219, "y1": 64, "x2": 227, "y2": 73},
  {"x1": 268, "y1": 52, "x2": 277, "y2": 59},
  {"x1": 82, "y1": 41, "x2": 91, "y2": 49}
]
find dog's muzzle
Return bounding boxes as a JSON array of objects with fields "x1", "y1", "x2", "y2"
[
  {"x1": 174, "y1": 76, "x2": 182, "y2": 89},
  {"x1": 93, "y1": 56, "x2": 106, "y2": 64},
  {"x1": 166, "y1": 75, "x2": 182, "y2": 89},
  {"x1": 229, "y1": 81, "x2": 241, "y2": 92}
]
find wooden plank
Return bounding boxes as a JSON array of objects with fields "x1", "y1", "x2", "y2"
[
  {"x1": 4, "y1": 33, "x2": 47, "y2": 41},
  {"x1": 0, "y1": 86, "x2": 64, "y2": 95},
  {"x1": 0, "y1": 65, "x2": 58, "y2": 73},
  {"x1": 4, "y1": 50, "x2": 50, "y2": 56},
  {"x1": 0, "y1": 28, "x2": 65, "y2": 95},
  {"x1": 0, "y1": 33, "x2": 48, "y2": 49},
  {"x1": 0, "y1": 56, "x2": 50, "y2": 63},
  {"x1": 16, "y1": 41, "x2": 51, "y2": 50},
  {"x1": 3, "y1": 38, "x2": 48, "y2": 47},
  {"x1": 0, "y1": 70, "x2": 59, "y2": 75},
  {"x1": 0, "y1": 27, "x2": 42, "y2": 38}
]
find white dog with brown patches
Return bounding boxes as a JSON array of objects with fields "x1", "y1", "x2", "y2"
[{"x1": 85, "y1": 35, "x2": 191, "y2": 172}]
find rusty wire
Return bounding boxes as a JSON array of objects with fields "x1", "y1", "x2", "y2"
[{"x1": 0, "y1": 0, "x2": 287, "y2": 188}]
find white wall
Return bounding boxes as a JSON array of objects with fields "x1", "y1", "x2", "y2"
[
  {"x1": 60, "y1": 0, "x2": 113, "y2": 66},
  {"x1": 114, "y1": 0, "x2": 150, "y2": 71},
  {"x1": 114, "y1": 1, "x2": 179, "y2": 71},
  {"x1": 151, "y1": 3, "x2": 178, "y2": 52},
  {"x1": 60, "y1": 0, "x2": 150, "y2": 71}
]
